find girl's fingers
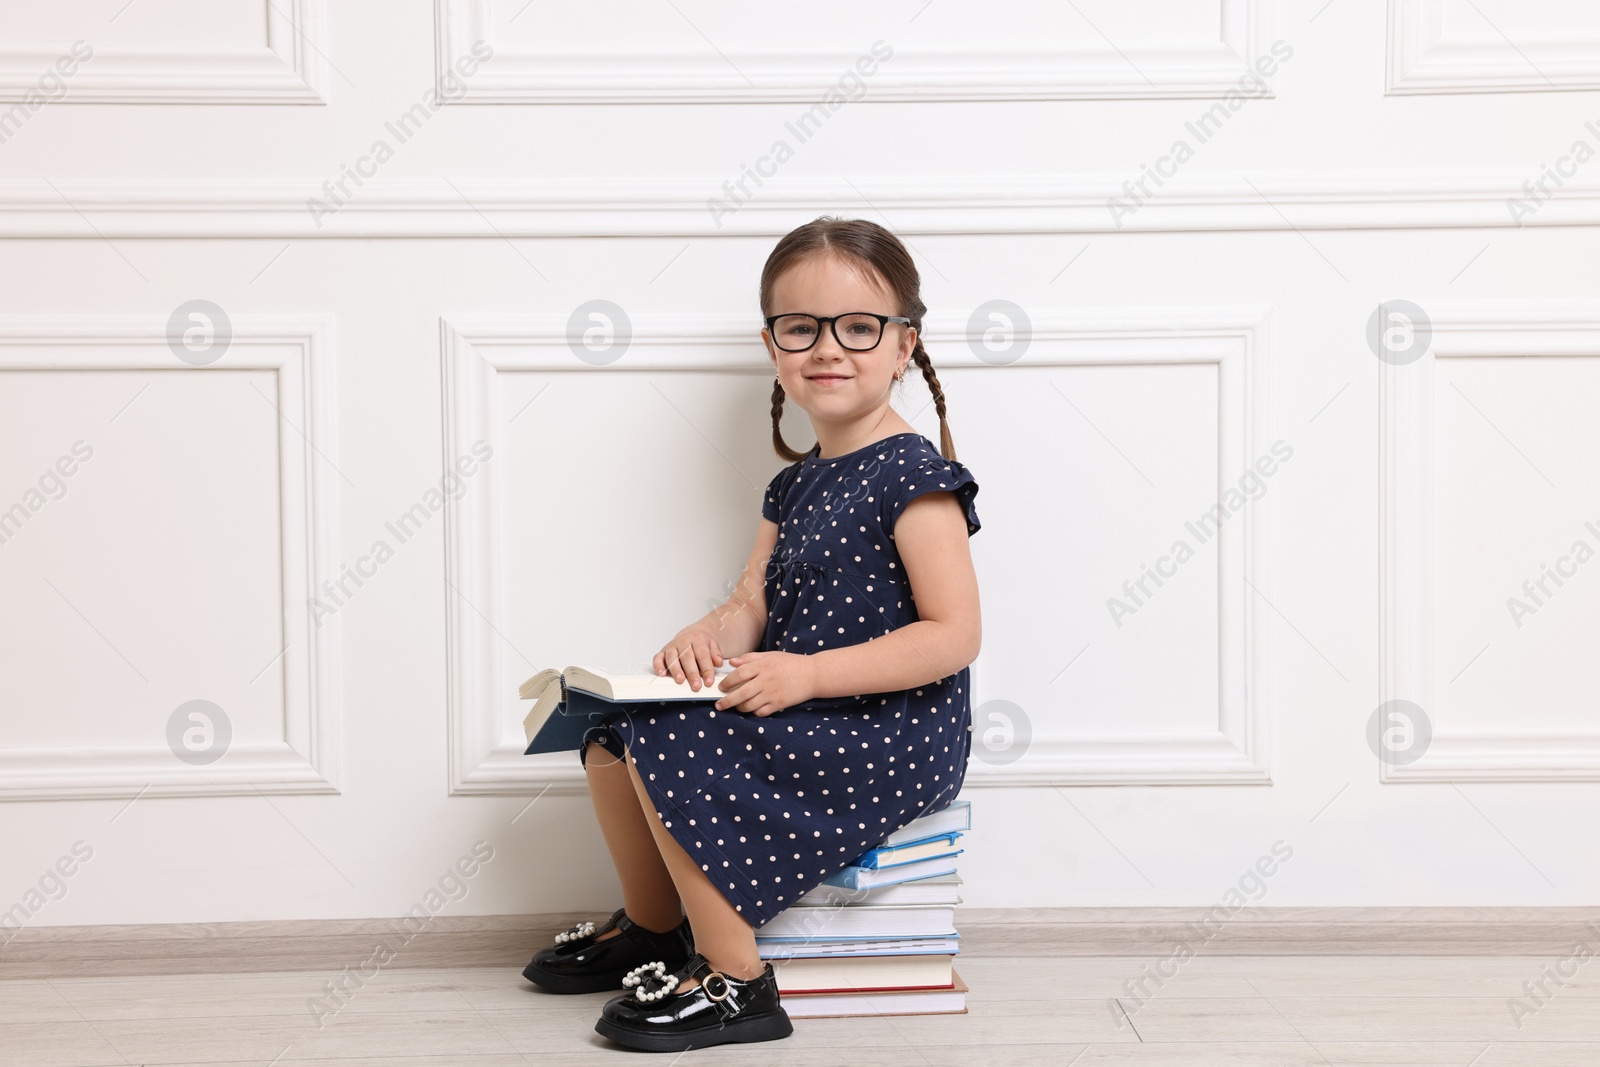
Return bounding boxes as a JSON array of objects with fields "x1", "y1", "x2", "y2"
[
  {"x1": 654, "y1": 649, "x2": 679, "y2": 677},
  {"x1": 717, "y1": 676, "x2": 758, "y2": 711},
  {"x1": 698, "y1": 639, "x2": 720, "y2": 683},
  {"x1": 669, "y1": 646, "x2": 697, "y2": 687},
  {"x1": 683, "y1": 646, "x2": 710, "y2": 690}
]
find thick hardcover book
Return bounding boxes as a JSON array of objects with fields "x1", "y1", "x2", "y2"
[
  {"x1": 822, "y1": 854, "x2": 962, "y2": 890},
  {"x1": 882, "y1": 799, "x2": 970, "y2": 847},
  {"x1": 756, "y1": 934, "x2": 961, "y2": 958},
  {"x1": 754, "y1": 903, "x2": 958, "y2": 940},
  {"x1": 768, "y1": 952, "x2": 954, "y2": 994},
  {"x1": 793, "y1": 873, "x2": 963, "y2": 909},
  {"x1": 780, "y1": 969, "x2": 968, "y2": 1018},
  {"x1": 854, "y1": 832, "x2": 963, "y2": 870},
  {"x1": 520, "y1": 664, "x2": 733, "y2": 756}
]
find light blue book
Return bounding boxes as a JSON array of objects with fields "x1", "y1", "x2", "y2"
[
  {"x1": 854, "y1": 832, "x2": 962, "y2": 870},
  {"x1": 881, "y1": 799, "x2": 971, "y2": 847},
  {"x1": 822, "y1": 853, "x2": 962, "y2": 890}
]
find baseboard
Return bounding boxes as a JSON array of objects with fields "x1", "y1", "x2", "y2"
[
  {"x1": 4, "y1": 908, "x2": 1598, "y2": 979},
  {"x1": 956, "y1": 906, "x2": 1600, "y2": 958}
]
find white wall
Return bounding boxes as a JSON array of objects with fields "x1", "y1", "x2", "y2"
[{"x1": 1, "y1": 0, "x2": 1598, "y2": 931}]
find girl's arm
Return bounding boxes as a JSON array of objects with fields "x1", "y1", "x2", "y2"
[
  {"x1": 807, "y1": 491, "x2": 982, "y2": 699},
  {"x1": 656, "y1": 518, "x2": 779, "y2": 686}
]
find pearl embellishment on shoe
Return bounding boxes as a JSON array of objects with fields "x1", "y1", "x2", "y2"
[
  {"x1": 622, "y1": 961, "x2": 673, "y2": 1002},
  {"x1": 554, "y1": 920, "x2": 597, "y2": 944}
]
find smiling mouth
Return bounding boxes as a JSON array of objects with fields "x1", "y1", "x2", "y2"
[{"x1": 807, "y1": 374, "x2": 851, "y2": 380}]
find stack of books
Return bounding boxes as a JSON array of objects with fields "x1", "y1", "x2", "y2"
[{"x1": 752, "y1": 798, "x2": 971, "y2": 1019}]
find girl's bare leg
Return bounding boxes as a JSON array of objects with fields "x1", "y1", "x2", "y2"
[
  {"x1": 623, "y1": 744, "x2": 763, "y2": 992},
  {"x1": 582, "y1": 740, "x2": 683, "y2": 938}
]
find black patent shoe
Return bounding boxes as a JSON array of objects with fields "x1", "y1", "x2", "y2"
[
  {"x1": 593, "y1": 951, "x2": 793, "y2": 1052},
  {"x1": 522, "y1": 908, "x2": 694, "y2": 994}
]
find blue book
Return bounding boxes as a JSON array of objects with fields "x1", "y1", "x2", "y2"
[
  {"x1": 823, "y1": 853, "x2": 963, "y2": 890},
  {"x1": 520, "y1": 665, "x2": 733, "y2": 755},
  {"x1": 854, "y1": 832, "x2": 963, "y2": 870}
]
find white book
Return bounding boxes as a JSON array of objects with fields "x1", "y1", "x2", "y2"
[
  {"x1": 793, "y1": 873, "x2": 963, "y2": 908},
  {"x1": 769, "y1": 952, "x2": 954, "y2": 994},
  {"x1": 755, "y1": 904, "x2": 956, "y2": 940},
  {"x1": 757, "y1": 935, "x2": 960, "y2": 959},
  {"x1": 882, "y1": 799, "x2": 971, "y2": 847}
]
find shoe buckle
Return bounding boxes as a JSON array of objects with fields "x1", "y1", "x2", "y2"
[{"x1": 701, "y1": 969, "x2": 733, "y2": 1002}]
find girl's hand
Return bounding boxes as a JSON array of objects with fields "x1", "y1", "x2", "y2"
[
  {"x1": 712, "y1": 652, "x2": 815, "y2": 717},
  {"x1": 653, "y1": 629, "x2": 724, "y2": 691}
]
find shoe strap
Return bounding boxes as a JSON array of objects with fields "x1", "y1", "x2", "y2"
[
  {"x1": 678, "y1": 953, "x2": 739, "y2": 1009},
  {"x1": 622, "y1": 951, "x2": 734, "y2": 1007}
]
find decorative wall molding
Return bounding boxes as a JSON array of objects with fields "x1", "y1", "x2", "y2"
[
  {"x1": 1387, "y1": 0, "x2": 1600, "y2": 94},
  {"x1": 443, "y1": 307, "x2": 1273, "y2": 795},
  {"x1": 0, "y1": 316, "x2": 341, "y2": 800},
  {"x1": 1380, "y1": 302, "x2": 1600, "y2": 782},
  {"x1": 3, "y1": 170, "x2": 1595, "y2": 238},
  {"x1": 441, "y1": 315, "x2": 777, "y2": 797},
  {"x1": 957, "y1": 308, "x2": 1274, "y2": 787},
  {"x1": 437, "y1": 0, "x2": 1273, "y2": 103},
  {"x1": 0, "y1": 0, "x2": 327, "y2": 104}
]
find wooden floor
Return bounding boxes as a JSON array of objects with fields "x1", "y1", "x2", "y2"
[{"x1": 4, "y1": 954, "x2": 1597, "y2": 1066}]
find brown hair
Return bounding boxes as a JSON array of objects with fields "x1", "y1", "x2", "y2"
[{"x1": 760, "y1": 216, "x2": 957, "y2": 463}]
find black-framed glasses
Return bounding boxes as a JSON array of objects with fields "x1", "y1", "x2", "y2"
[{"x1": 764, "y1": 312, "x2": 912, "y2": 352}]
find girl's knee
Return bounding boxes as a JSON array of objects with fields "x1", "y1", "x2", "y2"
[{"x1": 583, "y1": 739, "x2": 626, "y2": 770}]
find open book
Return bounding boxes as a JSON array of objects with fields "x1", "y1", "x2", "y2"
[{"x1": 519, "y1": 663, "x2": 735, "y2": 756}]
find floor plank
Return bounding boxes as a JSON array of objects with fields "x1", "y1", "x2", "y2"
[{"x1": 6, "y1": 956, "x2": 1600, "y2": 1067}]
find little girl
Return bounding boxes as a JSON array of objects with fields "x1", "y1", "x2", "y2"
[{"x1": 523, "y1": 216, "x2": 983, "y2": 1053}]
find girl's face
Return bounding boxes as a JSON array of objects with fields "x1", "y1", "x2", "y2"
[{"x1": 762, "y1": 253, "x2": 915, "y2": 426}]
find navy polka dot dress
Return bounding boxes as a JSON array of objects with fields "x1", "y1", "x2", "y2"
[{"x1": 579, "y1": 431, "x2": 981, "y2": 928}]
